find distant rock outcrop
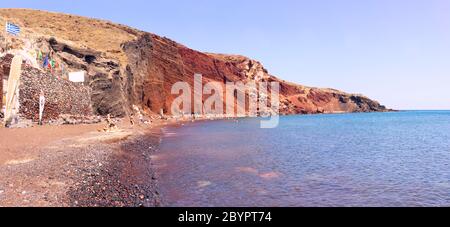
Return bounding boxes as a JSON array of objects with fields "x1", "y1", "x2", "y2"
[{"x1": 0, "y1": 8, "x2": 390, "y2": 121}]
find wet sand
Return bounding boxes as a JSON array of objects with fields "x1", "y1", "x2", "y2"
[{"x1": 0, "y1": 121, "x2": 170, "y2": 207}]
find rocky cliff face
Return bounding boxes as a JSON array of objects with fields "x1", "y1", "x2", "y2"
[{"x1": 0, "y1": 9, "x2": 389, "y2": 118}]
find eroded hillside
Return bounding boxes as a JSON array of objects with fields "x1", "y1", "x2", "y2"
[{"x1": 0, "y1": 8, "x2": 389, "y2": 118}]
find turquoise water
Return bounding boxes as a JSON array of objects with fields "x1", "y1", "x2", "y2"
[{"x1": 156, "y1": 111, "x2": 450, "y2": 207}]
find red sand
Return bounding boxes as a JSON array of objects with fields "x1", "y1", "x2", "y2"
[
  {"x1": 0, "y1": 119, "x2": 176, "y2": 207},
  {"x1": 0, "y1": 124, "x2": 101, "y2": 165}
]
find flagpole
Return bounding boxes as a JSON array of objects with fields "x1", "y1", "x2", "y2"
[
  {"x1": 4, "y1": 22, "x2": 7, "y2": 52},
  {"x1": 4, "y1": 21, "x2": 11, "y2": 52}
]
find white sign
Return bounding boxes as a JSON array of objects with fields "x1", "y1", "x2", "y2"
[{"x1": 68, "y1": 71, "x2": 85, "y2": 83}]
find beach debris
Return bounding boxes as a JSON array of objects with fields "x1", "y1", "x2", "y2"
[
  {"x1": 132, "y1": 105, "x2": 145, "y2": 124},
  {"x1": 129, "y1": 113, "x2": 135, "y2": 126},
  {"x1": 99, "y1": 114, "x2": 118, "y2": 132},
  {"x1": 6, "y1": 118, "x2": 33, "y2": 128},
  {"x1": 57, "y1": 114, "x2": 101, "y2": 125},
  {"x1": 131, "y1": 105, "x2": 152, "y2": 125}
]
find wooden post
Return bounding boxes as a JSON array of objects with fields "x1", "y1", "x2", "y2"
[
  {"x1": 0, "y1": 64, "x2": 3, "y2": 116},
  {"x1": 4, "y1": 55, "x2": 22, "y2": 127}
]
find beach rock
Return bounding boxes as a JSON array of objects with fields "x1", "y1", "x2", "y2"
[{"x1": 57, "y1": 114, "x2": 101, "y2": 125}]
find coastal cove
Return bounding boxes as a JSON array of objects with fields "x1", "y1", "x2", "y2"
[
  {"x1": 155, "y1": 111, "x2": 450, "y2": 207},
  {"x1": 0, "y1": 1, "x2": 449, "y2": 213},
  {"x1": 1, "y1": 111, "x2": 450, "y2": 207}
]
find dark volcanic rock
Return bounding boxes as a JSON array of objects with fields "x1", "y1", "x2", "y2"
[{"x1": 67, "y1": 133, "x2": 162, "y2": 207}]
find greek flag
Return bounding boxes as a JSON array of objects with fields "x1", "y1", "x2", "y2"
[{"x1": 6, "y1": 22, "x2": 20, "y2": 36}]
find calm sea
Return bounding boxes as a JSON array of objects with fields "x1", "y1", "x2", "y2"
[{"x1": 155, "y1": 111, "x2": 450, "y2": 207}]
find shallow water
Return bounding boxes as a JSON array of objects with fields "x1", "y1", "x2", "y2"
[{"x1": 155, "y1": 111, "x2": 450, "y2": 207}]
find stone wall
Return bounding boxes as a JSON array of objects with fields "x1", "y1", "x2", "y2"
[{"x1": 19, "y1": 65, "x2": 94, "y2": 122}]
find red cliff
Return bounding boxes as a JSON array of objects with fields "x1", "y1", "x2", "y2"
[{"x1": 0, "y1": 9, "x2": 389, "y2": 120}]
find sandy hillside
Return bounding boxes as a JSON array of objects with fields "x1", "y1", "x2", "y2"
[{"x1": 0, "y1": 8, "x2": 140, "y2": 64}]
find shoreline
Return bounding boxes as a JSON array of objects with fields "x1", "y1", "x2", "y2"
[
  {"x1": 0, "y1": 112, "x2": 396, "y2": 207},
  {"x1": 67, "y1": 127, "x2": 163, "y2": 207}
]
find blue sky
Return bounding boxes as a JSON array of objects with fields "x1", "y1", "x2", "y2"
[{"x1": 2, "y1": 0, "x2": 450, "y2": 110}]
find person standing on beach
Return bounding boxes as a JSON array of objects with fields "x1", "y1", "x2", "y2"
[{"x1": 39, "y1": 90, "x2": 45, "y2": 125}]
